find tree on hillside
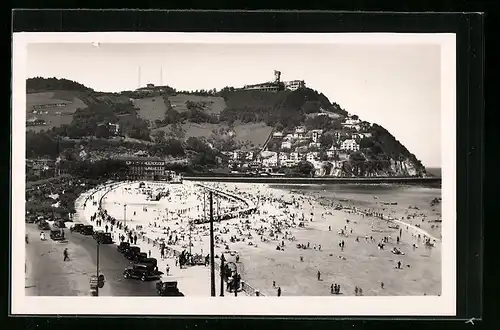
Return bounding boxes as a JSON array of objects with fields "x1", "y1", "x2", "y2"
[
  {"x1": 294, "y1": 161, "x2": 315, "y2": 177},
  {"x1": 151, "y1": 130, "x2": 166, "y2": 143},
  {"x1": 26, "y1": 131, "x2": 58, "y2": 159},
  {"x1": 26, "y1": 77, "x2": 93, "y2": 92},
  {"x1": 359, "y1": 136, "x2": 375, "y2": 149},
  {"x1": 319, "y1": 133, "x2": 334, "y2": 148}
]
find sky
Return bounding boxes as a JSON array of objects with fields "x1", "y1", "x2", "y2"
[{"x1": 27, "y1": 42, "x2": 442, "y2": 167}]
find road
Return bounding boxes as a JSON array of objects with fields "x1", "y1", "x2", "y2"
[
  {"x1": 67, "y1": 230, "x2": 159, "y2": 296},
  {"x1": 25, "y1": 224, "x2": 158, "y2": 296}
]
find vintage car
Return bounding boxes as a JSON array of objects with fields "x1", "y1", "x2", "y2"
[
  {"x1": 140, "y1": 257, "x2": 158, "y2": 268},
  {"x1": 54, "y1": 220, "x2": 66, "y2": 228},
  {"x1": 70, "y1": 223, "x2": 85, "y2": 233},
  {"x1": 49, "y1": 229, "x2": 64, "y2": 241},
  {"x1": 81, "y1": 225, "x2": 94, "y2": 235},
  {"x1": 117, "y1": 242, "x2": 131, "y2": 253},
  {"x1": 125, "y1": 246, "x2": 142, "y2": 260},
  {"x1": 133, "y1": 252, "x2": 148, "y2": 263},
  {"x1": 26, "y1": 215, "x2": 36, "y2": 224},
  {"x1": 37, "y1": 221, "x2": 51, "y2": 231},
  {"x1": 96, "y1": 232, "x2": 113, "y2": 244},
  {"x1": 156, "y1": 279, "x2": 183, "y2": 296},
  {"x1": 123, "y1": 263, "x2": 163, "y2": 281},
  {"x1": 93, "y1": 230, "x2": 104, "y2": 240}
]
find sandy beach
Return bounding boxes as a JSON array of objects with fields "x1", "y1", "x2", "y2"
[{"x1": 84, "y1": 179, "x2": 442, "y2": 297}]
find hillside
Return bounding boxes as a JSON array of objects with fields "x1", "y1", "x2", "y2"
[{"x1": 25, "y1": 77, "x2": 429, "y2": 177}]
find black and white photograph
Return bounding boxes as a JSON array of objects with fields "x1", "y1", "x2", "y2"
[{"x1": 12, "y1": 32, "x2": 456, "y2": 316}]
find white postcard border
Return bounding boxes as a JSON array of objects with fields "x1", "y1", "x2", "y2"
[{"x1": 11, "y1": 32, "x2": 456, "y2": 316}]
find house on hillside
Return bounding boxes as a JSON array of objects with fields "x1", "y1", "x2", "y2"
[
  {"x1": 262, "y1": 153, "x2": 279, "y2": 168},
  {"x1": 310, "y1": 129, "x2": 323, "y2": 143},
  {"x1": 306, "y1": 151, "x2": 319, "y2": 162},
  {"x1": 281, "y1": 141, "x2": 292, "y2": 150},
  {"x1": 273, "y1": 131, "x2": 284, "y2": 138},
  {"x1": 342, "y1": 118, "x2": 361, "y2": 131},
  {"x1": 295, "y1": 126, "x2": 307, "y2": 134},
  {"x1": 309, "y1": 142, "x2": 321, "y2": 149},
  {"x1": 340, "y1": 139, "x2": 360, "y2": 152},
  {"x1": 327, "y1": 145, "x2": 341, "y2": 158},
  {"x1": 279, "y1": 152, "x2": 289, "y2": 163}
]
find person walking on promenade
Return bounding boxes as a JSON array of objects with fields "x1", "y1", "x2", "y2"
[
  {"x1": 105, "y1": 224, "x2": 108, "y2": 233},
  {"x1": 149, "y1": 250, "x2": 152, "y2": 258},
  {"x1": 134, "y1": 234, "x2": 138, "y2": 245},
  {"x1": 397, "y1": 261, "x2": 402, "y2": 269},
  {"x1": 381, "y1": 282, "x2": 384, "y2": 289},
  {"x1": 317, "y1": 270, "x2": 321, "y2": 281},
  {"x1": 63, "y1": 248, "x2": 69, "y2": 261},
  {"x1": 277, "y1": 287, "x2": 281, "y2": 297},
  {"x1": 166, "y1": 264, "x2": 170, "y2": 276}
]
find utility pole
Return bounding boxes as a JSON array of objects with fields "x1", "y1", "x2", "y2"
[
  {"x1": 203, "y1": 191, "x2": 206, "y2": 223},
  {"x1": 209, "y1": 191, "x2": 216, "y2": 297},
  {"x1": 96, "y1": 241, "x2": 100, "y2": 296},
  {"x1": 188, "y1": 220, "x2": 192, "y2": 255},
  {"x1": 124, "y1": 204, "x2": 127, "y2": 227},
  {"x1": 220, "y1": 253, "x2": 225, "y2": 296}
]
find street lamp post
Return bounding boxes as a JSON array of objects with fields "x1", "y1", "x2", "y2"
[
  {"x1": 209, "y1": 191, "x2": 215, "y2": 297},
  {"x1": 220, "y1": 253, "x2": 225, "y2": 297},
  {"x1": 124, "y1": 204, "x2": 127, "y2": 227},
  {"x1": 96, "y1": 241, "x2": 100, "y2": 296}
]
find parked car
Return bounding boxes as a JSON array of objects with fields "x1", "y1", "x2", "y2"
[
  {"x1": 26, "y1": 215, "x2": 36, "y2": 224},
  {"x1": 133, "y1": 252, "x2": 148, "y2": 263},
  {"x1": 125, "y1": 246, "x2": 141, "y2": 260},
  {"x1": 123, "y1": 263, "x2": 163, "y2": 281},
  {"x1": 141, "y1": 258, "x2": 158, "y2": 268},
  {"x1": 54, "y1": 220, "x2": 66, "y2": 228},
  {"x1": 96, "y1": 232, "x2": 113, "y2": 244},
  {"x1": 93, "y1": 230, "x2": 105, "y2": 240},
  {"x1": 156, "y1": 279, "x2": 183, "y2": 296},
  {"x1": 37, "y1": 221, "x2": 50, "y2": 231},
  {"x1": 49, "y1": 229, "x2": 64, "y2": 241},
  {"x1": 70, "y1": 223, "x2": 85, "y2": 233},
  {"x1": 81, "y1": 225, "x2": 94, "y2": 235},
  {"x1": 117, "y1": 242, "x2": 131, "y2": 253}
]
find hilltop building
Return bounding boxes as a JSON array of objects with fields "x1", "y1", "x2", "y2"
[
  {"x1": 241, "y1": 70, "x2": 306, "y2": 92},
  {"x1": 284, "y1": 80, "x2": 306, "y2": 91}
]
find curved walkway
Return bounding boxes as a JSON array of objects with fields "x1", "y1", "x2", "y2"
[{"x1": 74, "y1": 181, "x2": 250, "y2": 297}]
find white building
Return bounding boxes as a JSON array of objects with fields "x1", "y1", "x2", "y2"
[
  {"x1": 309, "y1": 142, "x2": 321, "y2": 149},
  {"x1": 290, "y1": 152, "x2": 300, "y2": 161},
  {"x1": 273, "y1": 131, "x2": 284, "y2": 138},
  {"x1": 327, "y1": 145, "x2": 340, "y2": 158},
  {"x1": 340, "y1": 139, "x2": 360, "y2": 152},
  {"x1": 284, "y1": 80, "x2": 306, "y2": 91},
  {"x1": 306, "y1": 152, "x2": 319, "y2": 162},
  {"x1": 310, "y1": 129, "x2": 323, "y2": 143},
  {"x1": 262, "y1": 154, "x2": 279, "y2": 168},
  {"x1": 279, "y1": 153, "x2": 289, "y2": 162},
  {"x1": 281, "y1": 141, "x2": 292, "y2": 149},
  {"x1": 295, "y1": 126, "x2": 307, "y2": 134}
]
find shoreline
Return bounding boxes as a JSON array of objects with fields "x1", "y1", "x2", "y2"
[{"x1": 71, "y1": 179, "x2": 441, "y2": 297}]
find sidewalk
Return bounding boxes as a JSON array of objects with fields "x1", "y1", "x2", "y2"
[{"x1": 74, "y1": 183, "x2": 247, "y2": 297}]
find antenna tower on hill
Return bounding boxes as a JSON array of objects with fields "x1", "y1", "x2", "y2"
[{"x1": 138, "y1": 66, "x2": 142, "y2": 89}]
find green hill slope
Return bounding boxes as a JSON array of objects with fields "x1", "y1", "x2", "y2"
[{"x1": 25, "y1": 77, "x2": 429, "y2": 177}]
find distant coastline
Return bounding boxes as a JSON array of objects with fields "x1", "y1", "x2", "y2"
[{"x1": 426, "y1": 167, "x2": 442, "y2": 177}]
